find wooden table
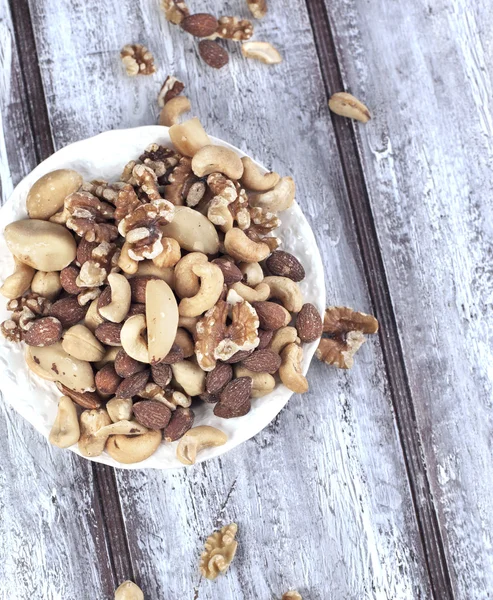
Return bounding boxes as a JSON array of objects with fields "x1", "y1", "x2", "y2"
[{"x1": 0, "y1": 0, "x2": 491, "y2": 598}]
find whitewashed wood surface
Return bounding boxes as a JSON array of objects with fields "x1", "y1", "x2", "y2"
[{"x1": 0, "y1": 0, "x2": 489, "y2": 598}]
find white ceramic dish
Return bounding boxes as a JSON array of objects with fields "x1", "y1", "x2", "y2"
[{"x1": 0, "y1": 126, "x2": 325, "y2": 469}]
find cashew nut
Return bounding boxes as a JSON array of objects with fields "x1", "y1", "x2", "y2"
[
  {"x1": 98, "y1": 273, "x2": 131, "y2": 323},
  {"x1": 135, "y1": 260, "x2": 174, "y2": 288},
  {"x1": 178, "y1": 262, "x2": 224, "y2": 317},
  {"x1": 239, "y1": 261, "x2": 264, "y2": 286},
  {"x1": 191, "y1": 145, "x2": 244, "y2": 180},
  {"x1": 161, "y1": 206, "x2": 220, "y2": 254},
  {"x1": 169, "y1": 117, "x2": 211, "y2": 157},
  {"x1": 159, "y1": 95, "x2": 191, "y2": 126},
  {"x1": 0, "y1": 258, "x2": 36, "y2": 299},
  {"x1": 106, "y1": 398, "x2": 133, "y2": 423},
  {"x1": 49, "y1": 396, "x2": 80, "y2": 448},
  {"x1": 224, "y1": 228, "x2": 270, "y2": 263},
  {"x1": 31, "y1": 270, "x2": 62, "y2": 301},
  {"x1": 279, "y1": 343, "x2": 308, "y2": 394},
  {"x1": 118, "y1": 241, "x2": 139, "y2": 275},
  {"x1": 250, "y1": 176, "x2": 295, "y2": 213},
  {"x1": 114, "y1": 581, "x2": 144, "y2": 600},
  {"x1": 85, "y1": 298, "x2": 105, "y2": 332},
  {"x1": 240, "y1": 156, "x2": 280, "y2": 192},
  {"x1": 121, "y1": 314, "x2": 149, "y2": 363},
  {"x1": 106, "y1": 430, "x2": 162, "y2": 464},
  {"x1": 94, "y1": 346, "x2": 122, "y2": 370},
  {"x1": 171, "y1": 360, "x2": 206, "y2": 396},
  {"x1": 25, "y1": 347, "x2": 57, "y2": 381},
  {"x1": 207, "y1": 197, "x2": 233, "y2": 232},
  {"x1": 152, "y1": 237, "x2": 181, "y2": 268},
  {"x1": 263, "y1": 276, "x2": 303, "y2": 313},
  {"x1": 269, "y1": 326, "x2": 298, "y2": 354},
  {"x1": 178, "y1": 316, "x2": 199, "y2": 336},
  {"x1": 176, "y1": 426, "x2": 228, "y2": 465},
  {"x1": 62, "y1": 324, "x2": 106, "y2": 362},
  {"x1": 241, "y1": 41, "x2": 283, "y2": 64},
  {"x1": 146, "y1": 279, "x2": 179, "y2": 364},
  {"x1": 30, "y1": 342, "x2": 95, "y2": 392},
  {"x1": 175, "y1": 327, "x2": 194, "y2": 358},
  {"x1": 78, "y1": 409, "x2": 112, "y2": 457},
  {"x1": 235, "y1": 366, "x2": 276, "y2": 398},
  {"x1": 230, "y1": 281, "x2": 270, "y2": 303},
  {"x1": 95, "y1": 420, "x2": 148, "y2": 437},
  {"x1": 174, "y1": 252, "x2": 208, "y2": 298}
]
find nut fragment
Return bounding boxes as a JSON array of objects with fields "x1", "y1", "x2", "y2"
[
  {"x1": 235, "y1": 365, "x2": 275, "y2": 398},
  {"x1": 241, "y1": 41, "x2": 282, "y2": 64},
  {"x1": 328, "y1": 92, "x2": 371, "y2": 123},
  {"x1": 282, "y1": 592, "x2": 302, "y2": 600},
  {"x1": 161, "y1": 0, "x2": 190, "y2": 24},
  {"x1": 215, "y1": 16, "x2": 253, "y2": 41},
  {"x1": 31, "y1": 271, "x2": 62, "y2": 301},
  {"x1": 146, "y1": 279, "x2": 179, "y2": 363},
  {"x1": 176, "y1": 425, "x2": 227, "y2": 465},
  {"x1": 98, "y1": 273, "x2": 131, "y2": 323},
  {"x1": 106, "y1": 430, "x2": 162, "y2": 464},
  {"x1": 159, "y1": 96, "x2": 192, "y2": 127},
  {"x1": 106, "y1": 398, "x2": 133, "y2": 423},
  {"x1": 198, "y1": 40, "x2": 229, "y2": 69},
  {"x1": 49, "y1": 396, "x2": 80, "y2": 448},
  {"x1": 121, "y1": 44, "x2": 156, "y2": 76},
  {"x1": 158, "y1": 75, "x2": 185, "y2": 107},
  {"x1": 114, "y1": 581, "x2": 144, "y2": 600},
  {"x1": 162, "y1": 206, "x2": 219, "y2": 254},
  {"x1": 279, "y1": 343, "x2": 308, "y2": 394},
  {"x1": 199, "y1": 523, "x2": 238, "y2": 579},
  {"x1": 78, "y1": 409, "x2": 112, "y2": 457},
  {"x1": 30, "y1": 342, "x2": 95, "y2": 393},
  {"x1": 169, "y1": 117, "x2": 211, "y2": 157},
  {"x1": 246, "y1": 0, "x2": 267, "y2": 19},
  {"x1": 62, "y1": 324, "x2": 106, "y2": 362},
  {"x1": 172, "y1": 360, "x2": 206, "y2": 396},
  {"x1": 0, "y1": 259, "x2": 36, "y2": 299}
]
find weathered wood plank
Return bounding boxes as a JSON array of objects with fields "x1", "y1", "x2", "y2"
[
  {"x1": 323, "y1": 0, "x2": 493, "y2": 597},
  {"x1": 25, "y1": 0, "x2": 433, "y2": 598}
]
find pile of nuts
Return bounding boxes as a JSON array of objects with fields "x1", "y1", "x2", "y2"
[{"x1": 0, "y1": 116, "x2": 377, "y2": 465}]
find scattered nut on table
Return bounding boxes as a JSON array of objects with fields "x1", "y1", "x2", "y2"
[
  {"x1": 241, "y1": 41, "x2": 282, "y2": 64},
  {"x1": 328, "y1": 91, "x2": 371, "y2": 123},
  {"x1": 199, "y1": 523, "x2": 238, "y2": 579},
  {"x1": 114, "y1": 580, "x2": 144, "y2": 600},
  {"x1": 120, "y1": 44, "x2": 156, "y2": 76}
]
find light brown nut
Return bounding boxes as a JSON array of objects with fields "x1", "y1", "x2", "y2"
[
  {"x1": 178, "y1": 263, "x2": 224, "y2": 317},
  {"x1": 235, "y1": 365, "x2": 275, "y2": 398},
  {"x1": 206, "y1": 362, "x2": 233, "y2": 394},
  {"x1": 95, "y1": 322, "x2": 123, "y2": 346},
  {"x1": 178, "y1": 315, "x2": 199, "y2": 335},
  {"x1": 239, "y1": 261, "x2": 264, "y2": 287},
  {"x1": 24, "y1": 317, "x2": 62, "y2": 347},
  {"x1": 169, "y1": 117, "x2": 211, "y2": 157},
  {"x1": 106, "y1": 430, "x2": 162, "y2": 464},
  {"x1": 171, "y1": 360, "x2": 206, "y2": 396},
  {"x1": 162, "y1": 206, "x2": 220, "y2": 254},
  {"x1": 266, "y1": 251, "x2": 305, "y2": 282},
  {"x1": 269, "y1": 326, "x2": 298, "y2": 354},
  {"x1": 224, "y1": 228, "x2": 270, "y2": 262},
  {"x1": 56, "y1": 382, "x2": 102, "y2": 409},
  {"x1": 296, "y1": 303, "x2": 323, "y2": 343},
  {"x1": 176, "y1": 425, "x2": 227, "y2": 465},
  {"x1": 25, "y1": 347, "x2": 57, "y2": 381},
  {"x1": 26, "y1": 169, "x2": 82, "y2": 220},
  {"x1": 114, "y1": 349, "x2": 146, "y2": 378},
  {"x1": 246, "y1": 0, "x2": 267, "y2": 19},
  {"x1": 4, "y1": 219, "x2": 77, "y2": 271},
  {"x1": 317, "y1": 332, "x2": 366, "y2": 370},
  {"x1": 62, "y1": 324, "x2": 106, "y2": 362},
  {"x1": 214, "y1": 377, "x2": 252, "y2": 418},
  {"x1": 120, "y1": 44, "x2": 156, "y2": 76},
  {"x1": 118, "y1": 241, "x2": 139, "y2": 275},
  {"x1": 263, "y1": 276, "x2": 303, "y2": 312},
  {"x1": 94, "y1": 346, "x2": 121, "y2": 370},
  {"x1": 282, "y1": 592, "x2": 302, "y2": 600},
  {"x1": 31, "y1": 271, "x2": 62, "y2": 301},
  {"x1": 215, "y1": 16, "x2": 254, "y2": 41},
  {"x1": 0, "y1": 259, "x2": 36, "y2": 299},
  {"x1": 120, "y1": 315, "x2": 148, "y2": 362},
  {"x1": 152, "y1": 237, "x2": 181, "y2": 268},
  {"x1": 115, "y1": 370, "x2": 150, "y2": 399},
  {"x1": 151, "y1": 362, "x2": 173, "y2": 387},
  {"x1": 328, "y1": 92, "x2": 371, "y2": 123},
  {"x1": 161, "y1": 0, "x2": 190, "y2": 24},
  {"x1": 279, "y1": 343, "x2": 308, "y2": 394},
  {"x1": 199, "y1": 523, "x2": 238, "y2": 580},
  {"x1": 146, "y1": 279, "x2": 179, "y2": 364},
  {"x1": 229, "y1": 281, "x2": 270, "y2": 303},
  {"x1": 250, "y1": 176, "x2": 295, "y2": 213},
  {"x1": 159, "y1": 96, "x2": 192, "y2": 127},
  {"x1": 241, "y1": 41, "x2": 282, "y2": 64},
  {"x1": 49, "y1": 396, "x2": 80, "y2": 448},
  {"x1": 174, "y1": 252, "x2": 208, "y2": 298},
  {"x1": 158, "y1": 75, "x2": 185, "y2": 107},
  {"x1": 163, "y1": 406, "x2": 194, "y2": 442},
  {"x1": 241, "y1": 348, "x2": 281, "y2": 374},
  {"x1": 133, "y1": 400, "x2": 172, "y2": 430},
  {"x1": 95, "y1": 364, "x2": 122, "y2": 396},
  {"x1": 198, "y1": 40, "x2": 229, "y2": 69},
  {"x1": 135, "y1": 260, "x2": 175, "y2": 287},
  {"x1": 207, "y1": 196, "x2": 234, "y2": 232},
  {"x1": 192, "y1": 145, "x2": 243, "y2": 180},
  {"x1": 106, "y1": 398, "x2": 133, "y2": 423},
  {"x1": 96, "y1": 420, "x2": 148, "y2": 437},
  {"x1": 30, "y1": 342, "x2": 95, "y2": 392},
  {"x1": 322, "y1": 306, "x2": 379, "y2": 335},
  {"x1": 78, "y1": 409, "x2": 112, "y2": 457},
  {"x1": 114, "y1": 580, "x2": 144, "y2": 600},
  {"x1": 253, "y1": 301, "x2": 288, "y2": 330},
  {"x1": 49, "y1": 296, "x2": 88, "y2": 328},
  {"x1": 181, "y1": 13, "x2": 218, "y2": 37},
  {"x1": 240, "y1": 156, "x2": 279, "y2": 191},
  {"x1": 98, "y1": 273, "x2": 131, "y2": 323}
]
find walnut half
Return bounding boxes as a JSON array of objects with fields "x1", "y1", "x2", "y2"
[
  {"x1": 199, "y1": 523, "x2": 238, "y2": 580},
  {"x1": 120, "y1": 44, "x2": 156, "y2": 76}
]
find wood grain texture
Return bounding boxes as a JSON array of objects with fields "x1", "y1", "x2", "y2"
[
  {"x1": 24, "y1": 0, "x2": 432, "y2": 598},
  {"x1": 323, "y1": 0, "x2": 493, "y2": 597}
]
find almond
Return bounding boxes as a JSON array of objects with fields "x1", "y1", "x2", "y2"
[
  {"x1": 182, "y1": 13, "x2": 218, "y2": 37},
  {"x1": 95, "y1": 364, "x2": 122, "y2": 395},
  {"x1": 128, "y1": 303, "x2": 146, "y2": 316},
  {"x1": 97, "y1": 286, "x2": 112, "y2": 311},
  {"x1": 296, "y1": 303, "x2": 323, "y2": 343},
  {"x1": 133, "y1": 400, "x2": 171, "y2": 430},
  {"x1": 129, "y1": 276, "x2": 157, "y2": 304},
  {"x1": 199, "y1": 391, "x2": 219, "y2": 403},
  {"x1": 266, "y1": 251, "x2": 305, "y2": 282},
  {"x1": 95, "y1": 322, "x2": 123, "y2": 346},
  {"x1": 252, "y1": 301, "x2": 287, "y2": 330},
  {"x1": 241, "y1": 349, "x2": 281, "y2": 374},
  {"x1": 49, "y1": 296, "x2": 88, "y2": 328},
  {"x1": 76, "y1": 239, "x2": 98, "y2": 265},
  {"x1": 158, "y1": 343, "x2": 184, "y2": 365},
  {"x1": 24, "y1": 317, "x2": 62, "y2": 347},
  {"x1": 212, "y1": 258, "x2": 243, "y2": 285},
  {"x1": 116, "y1": 369, "x2": 150, "y2": 399},
  {"x1": 163, "y1": 407, "x2": 195, "y2": 441},
  {"x1": 60, "y1": 266, "x2": 83, "y2": 294},
  {"x1": 198, "y1": 40, "x2": 229, "y2": 69},
  {"x1": 56, "y1": 382, "x2": 102, "y2": 409},
  {"x1": 151, "y1": 362, "x2": 173, "y2": 387},
  {"x1": 214, "y1": 377, "x2": 252, "y2": 418},
  {"x1": 114, "y1": 349, "x2": 146, "y2": 378},
  {"x1": 223, "y1": 349, "x2": 254, "y2": 364},
  {"x1": 206, "y1": 362, "x2": 233, "y2": 394},
  {"x1": 257, "y1": 329, "x2": 273, "y2": 349}
]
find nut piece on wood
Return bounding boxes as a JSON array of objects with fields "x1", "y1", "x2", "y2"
[
  {"x1": 241, "y1": 41, "x2": 282, "y2": 64},
  {"x1": 328, "y1": 92, "x2": 371, "y2": 123},
  {"x1": 282, "y1": 592, "x2": 302, "y2": 600},
  {"x1": 120, "y1": 44, "x2": 156, "y2": 76},
  {"x1": 246, "y1": 0, "x2": 267, "y2": 19},
  {"x1": 215, "y1": 16, "x2": 254, "y2": 41},
  {"x1": 114, "y1": 580, "x2": 144, "y2": 600},
  {"x1": 161, "y1": 0, "x2": 190, "y2": 25},
  {"x1": 181, "y1": 13, "x2": 218, "y2": 37},
  {"x1": 198, "y1": 40, "x2": 229, "y2": 69},
  {"x1": 199, "y1": 523, "x2": 238, "y2": 580},
  {"x1": 158, "y1": 75, "x2": 185, "y2": 107}
]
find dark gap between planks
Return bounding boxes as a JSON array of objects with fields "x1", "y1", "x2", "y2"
[{"x1": 304, "y1": 0, "x2": 455, "y2": 598}]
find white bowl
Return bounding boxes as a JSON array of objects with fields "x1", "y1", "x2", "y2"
[{"x1": 0, "y1": 126, "x2": 325, "y2": 469}]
